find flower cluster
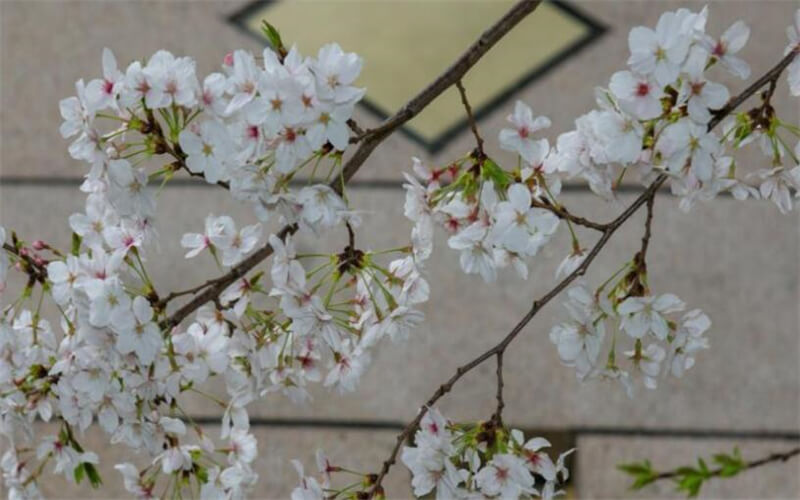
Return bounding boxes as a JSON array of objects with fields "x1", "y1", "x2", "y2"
[
  {"x1": 218, "y1": 227, "x2": 429, "y2": 406},
  {"x1": 407, "y1": 6, "x2": 800, "y2": 289},
  {"x1": 549, "y1": 275, "x2": 711, "y2": 397},
  {"x1": 404, "y1": 138, "x2": 560, "y2": 283},
  {"x1": 400, "y1": 408, "x2": 573, "y2": 499},
  {"x1": 0, "y1": 33, "x2": 431, "y2": 498}
]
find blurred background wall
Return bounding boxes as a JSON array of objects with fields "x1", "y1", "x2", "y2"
[{"x1": 1, "y1": 1, "x2": 798, "y2": 497}]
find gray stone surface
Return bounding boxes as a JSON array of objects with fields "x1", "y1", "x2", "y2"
[
  {"x1": 2, "y1": 185, "x2": 797, "y2": 433},
  {"x1": 576, "y1": 435, "x2": 800, "y2": 498}
]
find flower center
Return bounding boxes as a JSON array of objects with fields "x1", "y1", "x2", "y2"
[{"x1": 495, "y1": 466, "x2": 509, "y2": 481}]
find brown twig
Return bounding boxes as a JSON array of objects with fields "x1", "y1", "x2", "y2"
[
  {"x1": 160, "y1": 222, "x2": 297, "y2": 329},
  {"x1": 630, "y1": 193, "x2": 656, "y2": 292},
  {"x1": 365, "y1": 47, "x2": 799, "y2": 498},
  {"x1": 346, "y1": 119, "x2": 365, "y2": 144},
  {"x1": 640, "y1": 194, "x2": 655, "y2": 260},
  {"x1": 159, "y1": 0, "x2": 544, "y2": 330},
  {"x1": 154, "y1": 277, "x2": 224, "y2": 312},
  {"x1": 178, "y1": 163, "x2": 231, "y2": 190},
  {"x1": 708, "y1": 46, "x2": 797, "y2": 130},
  {"x1": 492, "y1": 352, "x2": 505, "y2": 425},
  {"x1": 455, "y1": 80, "x2": 485, "y2": 159},
  {"x1": 651, "y1": 446, "x2": 800, "y2": 482},
  {"x1": 531, "y1": 198, "x2": 608, "y2": 232}
]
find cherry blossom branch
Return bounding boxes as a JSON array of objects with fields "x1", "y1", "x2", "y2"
[
  {"x1": 455, "y1": 80, "x2": 485, "y2": 159},
  {"x1": 160, "y1": 0, "x2": 544, "y2": 329},
  {"x1": 366, "y1": 175, "x2": 667, "y2": 498},
  {"x1": 161, "y1": 222, "x2": 297, "y2": 329},
  {"x1": 709, "y1": 46, "x2": 798, "y2": 130},
  {"x1": 365, "y1": 48, "x2": 799, "y2": 498},
  {"x1": 143, "y1": 108, "x2": 231, "y2": 191},
  {"x1": 153, "y1": 277, "x2": 226, "y2": 313},
  {"x1": 492, "y1": 351, "x2": 505, "y2": 425},
  {"x1": 530, "y1": 198, "x2": 609, "y2": 232},
  {"x1": 458, "y1": 78, "x2": 603, "y2": 233},
  {"x1": 629, "y1": 193, "x2": 656, "y2": 296},
  {"x1": 640, "y1": 195, "x2": 654, "y2": 261}
]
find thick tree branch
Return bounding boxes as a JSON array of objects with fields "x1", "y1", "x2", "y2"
[
  {"x1": 160, "y1": 0, "x2": 544, "y2": 330},
  {"x1": 365, "y1": 47, "x2": 799, "y2": 498}
]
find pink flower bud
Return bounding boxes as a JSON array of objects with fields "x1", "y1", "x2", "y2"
[
  {"x1": 223, "y1": 52, "x2": 234, "y2": 67},
  {"x1": 32, "y1": 240, "x2": 46, "y2": 250},
  {"x1": 34, "y1": 257, "x2": 46, "y2": 267},
  {"x1": 19, "y1": 248, "x2": 29, "y2": 257}
]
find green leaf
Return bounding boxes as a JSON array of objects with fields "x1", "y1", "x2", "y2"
[
  {"x1": 261, "y1": 20, "x2": 285, "y2": 54},
  {"x1": 71, "y1": 232, "x2": 82, "y2": 256},
  {"x1": 675, "y1": 466, "x2": 699, "y2": 476},
  {"x1": 677, "y1": 474, "x2": 704, "y2": 497},
  {"x1": 617, "y1": 460, "x2": 652, "y2": 475},
  {"x1": 618, "y1": 460, "x2": 656, "y2": 490},
  {"x1": 74, "y1": 463, "x2": 86, "y2": 484},
  {"x1": 697, "y1": 458, "x2": 710, "y2": 477},
  {"x1": 480, "y1": 158, "x2": 512, "y2": 190},
  {"x1": 85, "y1": 463, "x2": 103, "y2": 488},
  {"x1": 195, "y1": 464, "x2": 209, "y2": 484},
  {"x1": 712, "y1": 449, "x2": 745, "y2": 478}
]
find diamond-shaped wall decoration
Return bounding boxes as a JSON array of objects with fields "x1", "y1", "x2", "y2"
[{"x1": 230, "y1": 1, "x2": 605, "y2": 153}]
